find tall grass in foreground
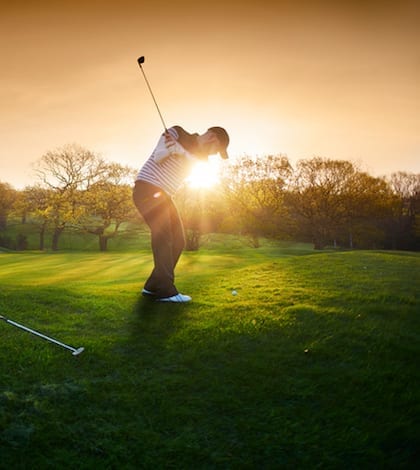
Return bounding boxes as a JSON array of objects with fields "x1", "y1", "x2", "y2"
[{"x1": 0, "y1": 242, "x2": 419, "y2": 468}]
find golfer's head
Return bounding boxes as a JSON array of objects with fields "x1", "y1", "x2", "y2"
[{"x1": 205, "y1": 127, "x2": 230, "y2": 159}]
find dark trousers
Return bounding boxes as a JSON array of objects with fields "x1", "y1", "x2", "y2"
[{"x1": 133, "y1": 181, "x2": 185, "y2": 297}]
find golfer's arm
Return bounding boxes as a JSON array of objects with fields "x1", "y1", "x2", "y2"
[
  {"x1": 152, "y1": 134, "x2": 171, "y2": 163},
  {"x1": 153, "y1": 138, "x2": 198, "y2": 164}
]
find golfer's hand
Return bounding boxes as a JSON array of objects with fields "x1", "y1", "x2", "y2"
[
  {"x1": 163, "y1": 132, "x2": 196, "y2": 161},
  {"x1": 164, "y1": 132, "x2": 178, "y2": 152},
  {"x1": 152, "y1": 133, "x2": 173, "y2": 163}
]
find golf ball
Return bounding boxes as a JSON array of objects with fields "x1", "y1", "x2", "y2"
[{"x1": 232, "y1": 290, "x2": 238, "y2": 296}]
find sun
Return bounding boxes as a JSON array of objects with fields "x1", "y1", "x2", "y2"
[{"x1": 186, "y1": 158, "x2": 221, "y2": 189}]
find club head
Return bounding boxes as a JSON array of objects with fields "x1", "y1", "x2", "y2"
[
  {"x1": 72, "y1": 347, "x2": 84, "y2": 356},
  {"x1": 137, "y1": 56, "x2": 145, "y2": 65}
]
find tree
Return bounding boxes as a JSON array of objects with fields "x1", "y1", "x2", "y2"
[
  {"x1": 20, "y1": 185, "x2": 52, "y2": 250},
  {"x1": 286, "y1": 158, "x2": 359, "y2": 249},
  {"x1": 81, "y1": 163, "x2": 138, "y2": 251},
  {"x1": 175, "y1": 185, "x2": 221, "y2": 251},
  {"x1": 221, "y1": 155, "x2": 292, "y2": 246},
  {"x1": 286, "y1": 158, "x2": 397, "y2": 249},
  {"x1": 34, "y1": 144, "x2": 108, "y2": 250},
  {"x1": 386, "y1": 172, "x2": 420, "y2": 250},
  {"x1": 285, "y1": 158, "x2": 345, "y2": 248},
  {"x1": 0, "y1": 181, "x2": 17, "y2": 230},
  {"x1": 339, "y1": 172, "x2": 394, "y2": 248},
  {"x1": 175, "y1": 185, "x2": 203, "y2": 251}
]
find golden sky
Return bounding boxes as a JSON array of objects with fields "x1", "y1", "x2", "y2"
[{"x1": 1, "y1": 0, "x2": 419, "y2": 188}]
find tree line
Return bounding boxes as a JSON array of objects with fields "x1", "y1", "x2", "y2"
[{"x1": 1, "y1": 144, "x2": 419, "y2": 251}]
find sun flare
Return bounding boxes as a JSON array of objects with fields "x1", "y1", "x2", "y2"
[{"x1": 187, "y1": 158, "x2": 221, "y2": 189}]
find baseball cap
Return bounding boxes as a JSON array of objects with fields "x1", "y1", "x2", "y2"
[{"x1": 208, "y1": 126, "x2": 230, "y2": 159}]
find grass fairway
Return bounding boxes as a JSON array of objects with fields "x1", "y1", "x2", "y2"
[{"x1": 0, "y1": 242, "x2": 419, "y2": 468}]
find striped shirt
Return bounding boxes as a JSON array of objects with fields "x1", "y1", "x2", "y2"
[{"x1": 135, "y1": 126, "x2": 199, "y2": 196}]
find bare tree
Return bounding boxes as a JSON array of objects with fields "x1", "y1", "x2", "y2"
[
  {"x1": 35, "y1": 143, "x2": 108, "y2": 191},
  {"x1": 34, "y1": 144, "x2": 108, "y2": 250}
]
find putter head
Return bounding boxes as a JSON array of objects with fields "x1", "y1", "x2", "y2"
[
  {"x1": 72, "y1": 347, "x2": 84, "y2": 356},
  {"x1": 137, "y1": 56, "x2": 145, "y2": 65}
]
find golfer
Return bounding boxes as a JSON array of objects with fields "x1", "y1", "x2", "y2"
[{"x1": 133, "y1": 125, "x2": 230, "y2": 303}]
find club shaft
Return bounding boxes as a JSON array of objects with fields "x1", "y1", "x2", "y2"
[
  {"x1": 138, "y1": 64, "x2": 167, "y2": 131},
  {"x1": 2, "y1": 317, "x2": 77, "y2": 353}
]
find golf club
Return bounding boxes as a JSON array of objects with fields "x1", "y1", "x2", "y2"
[
  {"x1": 137, "y1": 56, "x2": 168, "y2": 131},
  {"x1": 0, "y1": 315, "x2": 84, "y2": 356}
]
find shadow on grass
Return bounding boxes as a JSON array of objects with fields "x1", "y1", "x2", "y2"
[
  {"x1": 132, "y1": 294, "x2": 191, "y2": 317},
  {"x1": 127, "y1": 294, "x2": 192, "y2": 352},
  {"x1": 1, "y1": 284, "x2": 419, "y2": 468}
]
